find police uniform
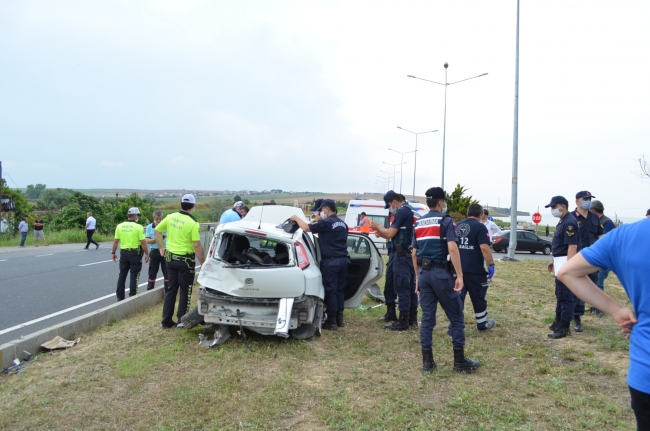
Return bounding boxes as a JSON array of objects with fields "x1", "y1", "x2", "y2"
[
  {"x1": 384, "y1": 196, "x2": 420, "y2": 331},
  {"x1": 379, "y1": 239, "x2": 398, "y2": 322},
  {"x1": 414, "y1": 187, "x2": 480, "y2": 372},
  {"x1": 572, "y1": 191, "x2": 604, "y2": 329},
  {"x1": 546, "y1": 196, "x2": 582, "y2": 339},
  {"x1": 114, "y1": 210, "x2": 146, "y2": 301},
  {"x1": 145, "y1": 221, "x2": 168, "y2": 291},
  {"x1": 457, "y1": 217, "x2": 495, "y2": 331},
  {"x1": 308, "y1": 200, "x2": 349, "y2": 329},
  {"x1": 158, "y1": 206, "x2": 201, "y2": 328}
]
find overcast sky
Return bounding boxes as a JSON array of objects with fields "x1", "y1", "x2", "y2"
[{"x1": 1, "y1": 1, "x2": 649, "y2": 219}]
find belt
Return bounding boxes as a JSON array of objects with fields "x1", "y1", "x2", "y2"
[
  {"x1": 122, "y1": 248, "x2": 139, "y2": 251},
  {"x1": 321, "y1": 255, "x2": 349, "y2": 261}
]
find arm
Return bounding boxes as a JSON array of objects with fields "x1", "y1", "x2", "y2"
[
  {"x1": 567, "y1": 244, "x2": 577, "y2": 260},
  {"x1": 140, "y1": 239, "x2": 150, "y2": 263},
  {"x1": 492, "y1": 222, "x2": 503, "y2": 236},
  {"x1": 290, "y1": 215, "x2": 311, "y2": 232},
  {"x1": 155, "y1": 230, "x2": 165, "y2": 255},
  {"x1": 479, "y1": 244, "x2": 495, "y2": 266},
  {"x1": 193, "y1": 241, "x2": 205, "y2": 266},
  {"x1": 111, "y1": 239, "x2": 120, "y2": 262},
  {"x1": 447, "y1": 242, "x2": 464, "y2": 291},
  {"x1": 146, "y1": 237, "x2": 157, "y2": 244},
  {"x1": 557, "y1": 254, "x2": 636, "y2": 336},
  {"x1": 370, "y1": 223, "x2": 399, "y2": 239},
  {"x1": 412, "y1": 248, "x2": 420, "y2": 294},
  {"x1": 85, "y1": 222, "x2": 89, "y2": 233}
]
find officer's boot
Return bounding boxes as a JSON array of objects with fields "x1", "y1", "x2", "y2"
[
  {"x1": 548, "y1": 314, "x2": 561, "y2": 331},
  {"x1": 573, "y1": 316, "x2": 584, "y2": 332},
  {"x1": 547, "y1": 320, "x2": 571, "y2": 339},
  {"x1": 322, "y1": 315, "x2": 338, "y2": 331},
  {"x1": 422, "y1": 348, "x2": 436, "y2": 373},
  {"x1": 409, "y1": 309, "x2": 418, "y2": 329},
  {"x1": 385, "y1": 311, "x2": 410, "y2": 331},
  {"x1": 379, "y1": 304, "x2": 397, "y2": 322},
  {"x1": 453, "y1": 347, "x2": 481, "y2": 372},
  {"x1": 336, "y1": 311, "x2": 345, "y2": 328}
]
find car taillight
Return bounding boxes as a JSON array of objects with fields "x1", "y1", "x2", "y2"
[
  {"x1": 496, "y1": 237, "x2": 502, "y2": 242},
  {"x1": 295, "y1": 242, "x2": 310, "y2": 270}
]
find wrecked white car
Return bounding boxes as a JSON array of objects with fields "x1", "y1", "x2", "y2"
[{"x1": 187, "y1": 205, "x2": 384, "y2": 344}]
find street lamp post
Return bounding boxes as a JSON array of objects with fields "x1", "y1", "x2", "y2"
[
  {"x1": 388, "y1": 147, "x2": 416, "y2": 194},
  {"x1": 379, "y1": 170, "x2": 396, "y2": 191},
  {"x1": 382, "y1": 161, "x2": 406, "y2": 192},
  {"x1": 396, "y1": 127, "x2": 437, "y2": 200},
  {"x1": 407, "y1": 65, "x2": 488, "y2": 190}
]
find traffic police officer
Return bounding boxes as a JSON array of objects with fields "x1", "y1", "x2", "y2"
[
  {"x1": 371, "y1": 191, "x2": 420, "y2": 331},
  {"x1": 413, "y1": 187, "x2": 480, "y2": 372},
  {"x1": 111, "y1": 207, "x2": 150, "y2": 301},
  {"x1": 291, "y1": 199, "x2": 349, "y2": 331},
  {"x1": 145, "y1": 210, "x2": 168, "y2": 291},
  {"x1": 157, "y1": 194, "x2": 204, "y2": 329},
  {"x1": 457, "y1": 204, "x2": 497, "y2": 331},
  {"x1": 571, "y1": 190, "x2": 603, "y2": 332},
  {"x1": 545, "y1": 196, "x2": 581, "y2": 339}
]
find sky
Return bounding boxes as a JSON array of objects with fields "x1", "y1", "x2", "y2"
[{"x1": 1, "y1": 0, "x2": 649, "y2": 219}]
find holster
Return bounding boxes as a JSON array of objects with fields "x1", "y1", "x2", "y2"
[{"x1": 394, "y1": 244, "x2": 405, "y2": 256}]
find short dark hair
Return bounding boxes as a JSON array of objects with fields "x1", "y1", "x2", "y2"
[
  {"x1": 181, "y1": 202, "x2": 195, "y2": 211},
  {"x1": 240, "y1": 205, "x2": 250, "y2": 214},
  {"x1": 467, "y1": 204, "x2": 483, "y2": 218},
  {"x1": 483, "y1": 209, "x2": 489, "y2": 216},
  {"x1": 426, "y1": 198, "x2": 442, "y2": 209},
  {"x1": 322, "y1": 203, "x2": 337, "y2": 214},
  {"x1": 360, "y1": 212, "x2": 366, "y2": 216}
]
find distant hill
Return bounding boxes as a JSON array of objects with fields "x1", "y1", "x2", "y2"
[{"x1": 485, "y1": 206, "x2": 530, "y2": 217}]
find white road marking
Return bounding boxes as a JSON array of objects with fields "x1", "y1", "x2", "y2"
[
  {"x1": 73, "y1": 250, "x2": 87, "y2": 253},
  {"x1": 78, "y1": 260, "x2": 113, "y2": 267},
  {"x1": 36, "y1": 254, "x2": 53, "y2": 257},
  {"x1": 0, "y1": 259, "x2": 7, "y2": 262},
  {"x1": 0, "y1": 277, "x2": 164, "y2": 336}
]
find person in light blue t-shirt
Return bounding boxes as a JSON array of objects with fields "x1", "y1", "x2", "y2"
[
  {"x1": 145, "y1": 210, "x2": 168, "y2": 291},
  {"x1": 219, "y1": 201, "x2": 249, "y2": 224},
  {"x1": 558, "y1": 218, "x2": 650, "y2": 430}
]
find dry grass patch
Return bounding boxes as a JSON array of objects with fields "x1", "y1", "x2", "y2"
[{"x1": 0, "y1": 260, "x2": 636, "y2": 430}]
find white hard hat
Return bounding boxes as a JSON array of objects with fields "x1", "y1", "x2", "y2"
[{"x1": 127, "y1": 207, "x2": 141, "y2": 215}]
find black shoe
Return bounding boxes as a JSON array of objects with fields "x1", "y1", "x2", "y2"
[
  {"x1": 453, "y1": 347, "x2": 480, "y2": 372},
  {"x1": 573, "y1": 316, "x2": 584, "y2": 332},
  {"x1": 161, "y1": 322, "x2": 177, "y2": 329},
  {"x1": 83, "y1": 247, "x2": 88, "y2": 250},
  {"x1": 322, "y1": 316, "x2": 338, "y2": 331},
  {"x1": 422, "y1": 348, "x2": 437, "y2": 373},
  {"x1": 549, "y1": 317, "x2": 560, "y2": 331},
  {"x1": 96, "y1": 244, "x2": 100, "y2": 250},
  {"x1": 478, "y1": 319, "x2": 496, "y2": 331},
  {"x1": 379, "y1": 304, "x2": 397, "y2": 322},
  {"x1": 548, "y1": 320, "x2": 571, "y2": 339},
  {"x1": 336, "y1": 311, "x2": 345, "y2": 328},
  {"x1": 385, "y1": 312, "x2": 410, "y2": 331},
  {"x1": 409, "y1": 310, "x2": 418, "y2": 329}
]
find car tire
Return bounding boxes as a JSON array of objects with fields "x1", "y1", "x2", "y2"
[
  {"x1": 543, "y1": 245, "x2": 551, "y2": 255},
  {"x1": 494, "y1": 248, "x2": 502, "y2": 253},
  {"x1": 292, "y1": 301, "x2": 323, "y2": 340},
  {"x1": 180, "y1": 306, "x2": 205, "y2": 329}
]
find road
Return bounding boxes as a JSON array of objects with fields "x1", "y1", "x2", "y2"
[{"x1": 0, "y1": 241, "x2": 171, "y2": 345}]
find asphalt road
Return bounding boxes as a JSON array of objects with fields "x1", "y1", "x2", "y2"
[{"x1": 0, "y1": 241, "x2": 170, "y2": 345}]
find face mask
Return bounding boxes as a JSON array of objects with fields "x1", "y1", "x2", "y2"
[
  {"x1": 551, "y1": 208, "x2": 563, "y2": 218},
  {"x1": 580, "y1": 200, "x2": 592, "y2": 210},
  {"x1": 388, "y1": 206, "x2": 397, "y2": 214},
  {"x1": 442, "y1": 205, "x2": 448, "y2": 213}
]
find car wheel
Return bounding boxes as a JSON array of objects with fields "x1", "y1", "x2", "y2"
[
  {"x1": 543, "y1": 245, "x2": 551, "y2": 255},
  {"x1": 494, "y1": 248, "x2": 502, "y2": 253},
  {"x1": 292, "y1": 301, "x2": 323, "y2": 340},
  {"x1": 180, "y1": 306, "x2": 205, "y2": 329}
]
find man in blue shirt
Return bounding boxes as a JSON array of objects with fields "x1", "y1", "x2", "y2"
[
  {"x1": 558, "y1": 218, "x2": 650, "y2": 431},
  {"x1": 546, "y1": 196, "x2": 581, "y2": 339},
  {"x1": 145, "y1": 210, "x2": 168, "y2": 291},
  {"x1": 18, "y1": 217, "x2": 29, "y2": 247},
  {"x1": 457, "y1": 204, "x2": 496, "y2": 331},
  {"x1": 371, "y1": 191, "x2": 420, "y2": 331},
  {"x1": 220, "y1": 201, "x2": 248, "y2": 224},
  {"x1": 291, "y1": 199, "x2": 349, "y2": 331}
]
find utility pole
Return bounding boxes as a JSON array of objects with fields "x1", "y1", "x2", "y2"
[{"x1": 506, "y1": 0, "x2": 520, "y2": 261}]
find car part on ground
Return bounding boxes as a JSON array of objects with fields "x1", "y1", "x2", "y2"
[
  {"x1": 180, "y1": 306, "x2": 205, "y2": 330},
  {"x1": 198, "y1": 324, "x2": 231, "y2": 348}
]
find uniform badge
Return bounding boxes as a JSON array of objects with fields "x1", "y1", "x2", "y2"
[{"x1": 567, "y1": 225, "x2": 574, "y2": 231}]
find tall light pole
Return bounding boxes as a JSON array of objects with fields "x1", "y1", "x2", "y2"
[
  {"x1": 379, "y1": 170, "x2": 396, "y2": 191},
  {"x1": 507, "y1": 0, "x2": 520, "y2": 261},
  {"x1": 388, "y1": 147, "x2": 416, "y2": 194},
  {"x1": 407, "y1": 66, "x2": 488, "y2": 190},
  {"x1": 382, "y1": 161, "x2": 406, "y2": 192},
  {"x1": 396, "y1": 127, "x2": 437, "y2": 200}
]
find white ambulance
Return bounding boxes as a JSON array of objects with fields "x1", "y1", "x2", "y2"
[{"x1": 344, "y1": 200, "x2": 429, "y2": 249}]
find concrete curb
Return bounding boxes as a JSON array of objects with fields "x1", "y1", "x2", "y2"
[{"x1": 0, "y1": 272, "x2": 201, "y2": 370}]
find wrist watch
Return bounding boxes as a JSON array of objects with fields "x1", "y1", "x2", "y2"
[{"x1": 111, "y1": 251, "x2": 116, "y2": 254}]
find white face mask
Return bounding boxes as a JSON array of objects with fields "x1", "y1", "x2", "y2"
[
  {"x1": 551, "y1": 208, "x2": 563, "y2": 218},
  {"x1": 442, "y1": 205, "x2": 448, "y2": 213}
]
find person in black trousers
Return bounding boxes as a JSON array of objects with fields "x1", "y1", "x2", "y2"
[{"x1": 84, "y1": 212, "x2": 100, "y2": 249}]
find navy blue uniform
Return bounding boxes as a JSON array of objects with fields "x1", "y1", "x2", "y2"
[
  {"x1": 383, "y1": 241, "x2": 397, "y2": 305},
  {"x1": 552, "y1": 212, "x2": 581, "y2": 323},
  {"x1": 389, "y1": 204, "x2": 419, "y2": 315},
  {"x1": 310, "y1": 215, "x2": 349, "y2": 315},
  {"x1": 573, "y1": 209, "x2": 604, "y2": 316},
  {"x1": 413, "y1": 210, "x2": 465, "y2": 349},
  {"x1": 457, "y1": 218, "x2": 493, "y2": 330}
]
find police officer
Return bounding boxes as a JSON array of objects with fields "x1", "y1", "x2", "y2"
[
  {"x1": 457, "y1": 204, "x2": 496, "y2": 331},
  {"x1": 588, "y1": 199, "x2": 616, "y2": 316},
  {"x1": 371, "y1": 191, "x2": 420, "y2": 331},
  {"x1": 145, "y1": 210, "x2": 168, "y2": 291},
  {"x1": 157, "y1": 194, "x2": 204, "y2": 329},
  {"x1": 413, "y1": 187, "x2": 480, "y2": 372},
  {"x1": 571, "y1": 191, "x2": 603, "y2": 332},
  {"x1": 111, "y1": 207, "x2": 150, "y2": 301},
  {"x1": 378, "y1": 235, "x2": 398, "y2": 323},
  {"x1": 291, "y1": 199, "x2": 349, "y2": 331},
  {"x1": 546, "y1": 196, "x2": 581, "y2": 339}
]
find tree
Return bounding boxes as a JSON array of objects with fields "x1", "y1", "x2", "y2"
[
  {"x1": 639, "y1": 155, "x2": 650, "y2": 180},
  {"x1": 111, "y1": 193, "x2": 156, "y2": 228},
  {"x1": 36, "y1": 188, "x2": 73, "y2": 210},
  {"x1": 25, "y1": 184, "x2": 47, "y2": 199},
  {"x1": 1, "y1": 184, "x2": 31, "y2": 234},
  {"x1": 233, "y1": 195, "x2": 242, "y2": 203},
  {"x1": 445, "y1": 184, "x2": 479, "y2": 222},
  {"x1": 209, "y1": 198, "x2": 232, "y2": 222}
]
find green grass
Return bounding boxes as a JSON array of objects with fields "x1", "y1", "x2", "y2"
[
  {"x1": 0, "y1": 260, "x2": 636, "y2": 430},
  {"x1": 0, "y1": 229, "x2": 112, "y2": 247}
]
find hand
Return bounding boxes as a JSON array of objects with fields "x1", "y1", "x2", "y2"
[
  {"x1": 370, "y1": 221, "x2": 380, "y2": 230},
  {"x1": 611, "y1": 307, "x2": 637, "y2": 340},
  {"x1": 374, "y1": 231, "x2": 381, "y2": 238},
  {"x1": 547, "y1": 262, "x2": 554, "y2": 273},
  {"x1": 290, "y1": 215, "x2": 299, "y2": 223},
  {"x1": 487, "y1": 264, "x2": 495, "y2": 280},
  {"x1": 144, "y1": 254, "x2": 150, "y2": 263},
  {"x1": 453, "y1": 276, "x2": 464, "y2": 292},
  {"x1": 414, "y1": 278, "x2": 419, "y2": 295},
  {"x1": 111, "y1": 253, "x2": 117, "y2": 263},
  {"x1": 159, "y1": 247, "x2": 165, "y2": 257}
]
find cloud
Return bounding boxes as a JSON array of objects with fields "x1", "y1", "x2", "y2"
[{"x1": 100, "y1": 161, "x2": 123, "y2": 169}]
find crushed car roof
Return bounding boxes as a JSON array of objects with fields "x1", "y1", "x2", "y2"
[{"x1": 217, "y1": 205, "x2": 309, "y2": 239}]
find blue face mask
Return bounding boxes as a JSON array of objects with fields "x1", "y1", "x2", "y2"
[{"x1": 581, "y1": 200, "x2": 592, "y2": 210}]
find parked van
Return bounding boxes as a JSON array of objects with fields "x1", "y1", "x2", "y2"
[{"x1": 344, "y1": 200, "x2": 429, "y2": 249}]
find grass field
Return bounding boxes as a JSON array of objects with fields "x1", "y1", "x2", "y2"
[
  {"x1": 0, "y1": 229, "x2": 111, "y2": 248},
  {"x1": 0, "y1": 260, "x2": 636, "y2": 430}
]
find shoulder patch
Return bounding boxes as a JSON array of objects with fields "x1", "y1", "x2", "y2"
[
  {"x1": 567, "y1": 225, "x2": 574, "y2": 231},
  {"x1": 567, "y1": 231, "x2": 575, "y2": 236}
]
